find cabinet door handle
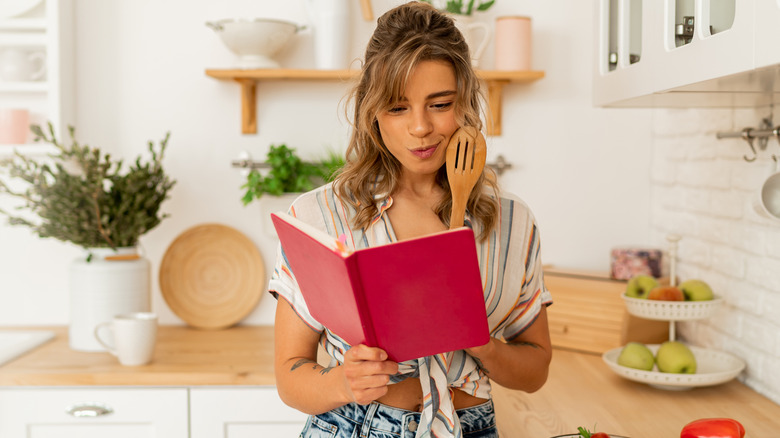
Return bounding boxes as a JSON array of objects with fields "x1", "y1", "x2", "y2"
[{"x1": 66, "y1": 402, "x2": 114, "y2": 418}]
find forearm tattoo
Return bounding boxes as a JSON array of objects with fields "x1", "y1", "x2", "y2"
[
  {"x1": 513, "y1": 341, "x2": 541, "y2": 349},
  {"x1": 290, "y1": 358, "x2": 335, "y2": 376},
  {"x1": 290, "y1": 358, "x2": 317, "y2": 371}
]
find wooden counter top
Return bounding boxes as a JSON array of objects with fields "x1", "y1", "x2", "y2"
[
  {"x1": 492, "y1": 348, "x2": 780, "y2": 437},
  {"x1": 0, "y1": 326, "x2": 276, "y2": 386},
  {"x1": 2, "y1": 326, "x2": 779, "y2": 436}
]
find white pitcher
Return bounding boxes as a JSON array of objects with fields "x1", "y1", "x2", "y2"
[
  {"x1": 452, "y1": 15, "x2": 491, "y2": 68},
  {"x1": 305, "y1": 0, "x2": 352, "y2": 70},
  {"x1": 0, "y1": 48, "x2": 46, "y2": 82}
]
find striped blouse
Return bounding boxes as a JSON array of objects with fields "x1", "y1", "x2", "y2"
[{"x1": 269, "y1": 182, "x2": 552, "y2": 438}]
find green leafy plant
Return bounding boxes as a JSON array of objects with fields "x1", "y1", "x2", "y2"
[
  {"x1": 241, "y1": 144, "x2": 345, "y2": 205},
  {"x1": 419, "y1": 0, "x2": 495, "y2": 15},
  {"x1": 0, "y1": 123, "x2": 176, "y2": 251}
]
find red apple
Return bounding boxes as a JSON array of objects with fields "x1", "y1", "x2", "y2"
[{"x1": 648, "y1": 285, "x2": 684, "y2": 301}]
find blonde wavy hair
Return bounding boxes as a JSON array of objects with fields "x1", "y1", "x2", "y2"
[{"x1": 334, "y1": 1, "x2": 499, "y2": 240}]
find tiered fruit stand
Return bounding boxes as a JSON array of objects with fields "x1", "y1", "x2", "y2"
[{"x1": 602, "y1": 236, "x2": 746, "y2": 390}]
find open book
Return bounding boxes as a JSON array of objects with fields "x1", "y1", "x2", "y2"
[{"x1": 271, "y1": 212, "x2": 490, "y2": 362}]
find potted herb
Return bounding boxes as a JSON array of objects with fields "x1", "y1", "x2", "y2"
[
  {"x1": 241, "y1": 143, "x2": 344, "y2": 237},
  {"x1": 241, "y1": 143, "x2": 344, "y2": 204},
  {"x1": 0, "y1": 123, "x2": 176, "y2": 351},
  {"x1": 0, "y1": 123, "x2": 175, "y2": 252}
]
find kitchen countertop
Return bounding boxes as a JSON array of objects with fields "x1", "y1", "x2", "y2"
[
  {"x1": 2, "y1": 326, "x2": 779, "y2": 437},
  {"x1": 0, "y1": 326, "x2": 276, "y2": 386}
]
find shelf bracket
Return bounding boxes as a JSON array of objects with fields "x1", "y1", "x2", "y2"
[
  {"x1": 485, "y1": 79, "x2": 509, "y2": 137},
  {"x1": 235, "y1": 78, "x2": 257, "y2": 134}
]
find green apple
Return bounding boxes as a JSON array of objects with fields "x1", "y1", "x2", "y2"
[
  {"x1": 655, "y1": 341, "x2": 697, "y2": 374},
  {"x1": 625, "y1": 274, "x2": 659, "y2": 299},
  {"x1": 617, "y1": 342, "x2": 655, "y2": 371},
  {"x1": 680, "y1": 279, "x2": 714, "y2": 301}
]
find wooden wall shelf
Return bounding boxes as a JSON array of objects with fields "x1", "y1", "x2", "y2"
[{"x1": 204, "y1": 68, "x2": 545, "y2": 136}]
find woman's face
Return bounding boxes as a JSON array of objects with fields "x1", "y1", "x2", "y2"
[{"x1": 376, "y1": 60, "x2": 460, "y2": 179}]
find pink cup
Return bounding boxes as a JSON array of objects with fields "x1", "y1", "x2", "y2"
[
  {"x1": 0, "y1": 109, "x2": 30, "y2": 145},
  {"x1": 494, "y1": 16, "x2": 532, "y2": 71}
]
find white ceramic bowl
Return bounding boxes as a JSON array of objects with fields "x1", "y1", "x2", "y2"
[
  {"x1": 206, "y1": 18, "x2": 302, "y2": 69},
  {"x1": 622, "y1": 294, "x2": 723, "y2": 321},
  {"x1": 602, "y1": 344, "x2": 746, "y2": 390}
]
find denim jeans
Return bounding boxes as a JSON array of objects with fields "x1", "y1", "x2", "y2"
[{"x1": 298, "y1": 399, "x2": 498, "y2": 438}]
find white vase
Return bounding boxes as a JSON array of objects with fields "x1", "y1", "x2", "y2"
[
  {"x1": 452, "y1": 15, "x2": 492, "y2": 68},
  {"x1": 306, "y1": 0, "x2": 351, "y2": 69},
  {"x1": 68, "y1": 247, "x2": 150, "y2": 352}
]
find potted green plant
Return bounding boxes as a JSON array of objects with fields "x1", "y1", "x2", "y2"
[
  {"x1": 241, "y1": 143, "x2": 344, "y2": 204},
  {"x1": 0, "y1": 123, "x2": 176, "y2": 351},
  {"x1": 0, "y1": 123, "x2": 175, "y2": 252},
  {"x1": 241, "y1": 143, "x2": 344, "y2": 236}
]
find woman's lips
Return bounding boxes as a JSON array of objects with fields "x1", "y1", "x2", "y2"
[{"x1": 410, "y1": 145, "x2": 437, "y2": 159}]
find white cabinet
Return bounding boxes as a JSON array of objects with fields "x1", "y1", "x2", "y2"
[
  {"x1": 754, "y1": 0, "x2": 780, "y2": 68},
  {"x1": 0, "y1": 0, "x2": 74, "y2": 155},
  {"x1": 0, "y1": 388, "x2": 189, "y2": 438},
  {"x1": 593, "y1": 0, "x2": 780, "y2": 108},
  {"x1": 0, "y1": 386, "x2": 307, "y2": 437},
  {"x1": 190, "y1": 387, "x2": 308, "y2": 438}
]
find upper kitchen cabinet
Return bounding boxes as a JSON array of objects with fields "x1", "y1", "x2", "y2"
[
  {"x1": 594, "y1": 0, "x2": 780, "y2": 108},
  {"x1": 0, "y1": 0, "x2": 74, "y2": 155},
  {"x1": 754, "y1": 0, "x2": 780, "y2": 69}
]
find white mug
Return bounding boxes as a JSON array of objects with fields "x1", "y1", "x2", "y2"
[
  {"x1": 753, "y1": 158, "x2": 780, "y2": 222},
  {"x1": 94, "y1": 312, "x2": 158, "y2": 366},
  {"x1": 0, "y1": 48, "x2": 46, "y2": 82}
]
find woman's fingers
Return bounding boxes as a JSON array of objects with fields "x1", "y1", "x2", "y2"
[{"x1": 341, "y1": 345, "x2": 398, "y2": 404}]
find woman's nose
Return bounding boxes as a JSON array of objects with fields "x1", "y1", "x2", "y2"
[{"x1": 409, "y1": 110, "x2": 433, "y2": 137}]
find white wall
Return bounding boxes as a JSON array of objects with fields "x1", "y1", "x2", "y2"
[
  {"x1": 651, "y1": 106, "x2": 780, "y2": 405},
  {"x1": 0, "y1": 1, "x2": 653, "y2": 326}
]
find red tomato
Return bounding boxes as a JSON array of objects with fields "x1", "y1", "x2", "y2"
[
  {"x1": 590, "y1": 433, "x2": 610, "y2": 438},
  {"x1": 680, "y1": 418, "x2": 746, "y2": 438}
]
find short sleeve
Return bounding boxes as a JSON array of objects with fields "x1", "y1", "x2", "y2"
[
  {"x1": 268, "y1": 240, "x2": 325, "y2": 332},
  {"x1": 498, "y1": 196, "x2": 553, "y2": 341},
  {"x1": 267, "y1": 192, "x2": 325, "y2": 333}
]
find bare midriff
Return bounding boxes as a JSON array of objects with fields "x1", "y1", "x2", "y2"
[{"x1": 375, "y1": 377, "x2": 488, "y2": 412}]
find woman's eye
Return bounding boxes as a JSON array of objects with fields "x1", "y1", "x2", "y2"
[
  {"x1": 387, "y1": 106, "x2": 406, "y2": 114},
  {"x1": 431, "y1": 102, "x2": 453, "y2": 110}
]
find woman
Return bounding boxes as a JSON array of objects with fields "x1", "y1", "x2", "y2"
[{"x1": 269, "y1": 2, "x2": 552, "y2": 437}]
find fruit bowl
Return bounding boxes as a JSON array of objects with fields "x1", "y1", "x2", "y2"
[
  {"x1": 602, "y1": 344, "x2": 745, "y2": 390},
  {"x1": 622, "y1": 294, "x2": 723, "y2": 320},
  {"x1": 206, "y1": 18, "x2": 303, "y2": 69}
]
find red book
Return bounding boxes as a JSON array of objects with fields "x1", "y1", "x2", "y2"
[{"x1": 271, "y1": 212, "x2": 490, "y2": 362}]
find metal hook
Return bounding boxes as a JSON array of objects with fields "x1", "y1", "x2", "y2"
[{"x1": 742, "y1": 128, "x2": 758, "y2": 162}]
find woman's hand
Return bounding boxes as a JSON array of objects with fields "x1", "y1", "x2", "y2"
[{"x1": 341, "y1": 344, "x2": 399, "y2": 405}]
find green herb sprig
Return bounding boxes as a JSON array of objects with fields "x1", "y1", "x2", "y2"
[
  {"x1": 0, "y1": 123, "x2": 176, "y2": 250},
  {"x1": 240, "y1": 144, "x2": 344, "y2": 205}
]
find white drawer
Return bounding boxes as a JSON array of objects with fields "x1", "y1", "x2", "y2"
[{"x1": 0, "y1": 387, "x2": 189, "y2": 438}]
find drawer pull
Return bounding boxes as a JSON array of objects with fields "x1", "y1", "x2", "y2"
[{"x1": 66, "y1": 402, "x2": 114, "y2": 418}]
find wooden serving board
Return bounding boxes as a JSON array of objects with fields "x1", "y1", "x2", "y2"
[{"x1": 159, "y1": 224, "x2": 265, "y2": 330}]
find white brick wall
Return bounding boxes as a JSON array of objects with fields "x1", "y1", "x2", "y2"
[{"x1": 651, "y1": 107, "x2": 780, "y2": 405}]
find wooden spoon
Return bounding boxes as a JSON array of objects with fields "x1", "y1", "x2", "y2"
[{"x1": 445, "y1": 127, "x2": 487, "y2": 229}]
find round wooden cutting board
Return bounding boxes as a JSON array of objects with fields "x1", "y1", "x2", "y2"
[{"x1": 159, "y1": 223, "x2": 265, "y2": 329}]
